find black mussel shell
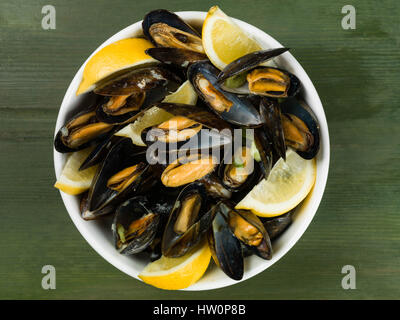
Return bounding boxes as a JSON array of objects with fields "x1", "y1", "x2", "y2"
[
  {"x1": 147, "y1": 182, "x2": 181, "y2": 216},
  {"x1": 216, "y1": 48, "x2": 300, "y2": 98},
  {"x1": 54, "y1": 98, "x2": 114, "y2": 153},
  {"x1": 259, "y1": 97, "x2": 286, "y2": 161},
  {"x1": 79, "y1": 130, "x2": 124, "y2": 171},
  {"x1": 227, "y1": 208, "x2": 272, "y2": 260},
  {"x1": 146, "y1": 47, "x2": 207, "y2": 68},
  {"x1": 261, "y1": 211, "x2": 293, "y2": 241},
  {"x1": 142, "y1": 9, "x2": 201, "y2": 48},
  {"x1": 217, "y1": 48, "x2": 290, "y2": 82},
  {"x1": 198, "y1": 174, "x2": 232, "y2": 200},
  {"x1": 280, "y1": 97, "x2": 320, "y2": 159},
  {"x1": 253, "y1": 128, "x2": 274, "y2": 179},
  {"x1": 161, "y1": 183, "x2": 214, "y2": 257},
  {"x1": 81, "y1": 138, "x2": 150, "y2": 220},
  {"x1": 112, "y1": 196, "x2": 161, "y2": 255},
  {"x1": 207, "y1": 201, "x2": 244, "y2": 280},
  {"x1": 94, "y1": 65, "x2": 182, "y2": 97},
  {"x1": 188, "y1": 61, "x2": 263, "y2": 127}
]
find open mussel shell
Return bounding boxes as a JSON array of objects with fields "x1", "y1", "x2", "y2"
[
  {"x1": 112, "y1": 196, "x2": 161, "y2": 255},
  {"x1": 219, "y1": 67, "x2": 300, "y2": 98},
  {"x1": 259, "y1": 98, "x2": 286, "y2": 161},
  {"x1": 280, "y1": 97, "x2": 320, "y2": 159},
  {"x1": 155, "y1": 103, "x2": 233, "y2": 132},
  {"x1": 216, "y1": 48, "x2": 300, "y2": 98},
  {"x1": 81, "y1": 138, "x2": 150, "y2": 220},
  {"x1": 228, "y1": 208, "x2": 272, "y2": 260},
  {"x1": 54, "y1": 100, "x2": 114, "y2": 153},
  {"x1": 142, "y1": 9, "x2": 203, "y2": 53},
  {"x1": 146, "y1": 47, "x2": 207, "y2": 68},
  {"x1": 188, "y1": 61, "x2": 263, "y2": 127},
  {"x1": 93, "y1": 66, "x2": 182, "y2": 124},
  {"x1": 96, "y1": 92, "x2": 146, "y2": 125},
  {"x1": 207, "y1": 201, "x2": 244, "y2": 280},
  {"x1": 140, "y1": 183, "x2": 178, "y2": 261},
  {"x1": 218, "y1": 145, "x2": 262, "y2": 195},
  {"x1": 143, "y1": 120, "x2": 232, "y2": 161},
  {"x1": 143, "y1": 103, "x2": 233, "y2": 159},
  {"x1": 261, "y1": 211, "x2": 293, "y2": 241},
  {"x1": 161, "y1": 183, "x2": 215, "y2": 257},
  {"x1": 217, "y1": 48, "x2": 290, "y2": 82}
]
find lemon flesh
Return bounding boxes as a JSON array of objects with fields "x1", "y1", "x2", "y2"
[
  {"x1": 236, "y1": 149, "x2": 316, "y2": 217},
  {"x1": 54, "y1": 147, "x2": 98, "y2": 195},
  {"x1": 202, "y1": 6, "x2": 262, "y2": 70},
  {"x1": 77, "y1": 38, "x2": 156, "y2": 95},
  {"x1": 139, "y1": 240, "x2": 211, "y2": 290}
]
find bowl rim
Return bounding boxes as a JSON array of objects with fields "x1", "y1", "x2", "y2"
[{"x1": 53, "y1": 10, "x2": 330, "y2": 291}]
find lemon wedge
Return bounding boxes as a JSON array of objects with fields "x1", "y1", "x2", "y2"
[
  {"x1": 115, "y1": 80, "x2": 197, "y2": 146},
  {"x1": 139, "y1": 239, "x2": 211, "y2": 290},
  {"x1": 235, "y1": 148, "x2": 316, "y2": 217},
  {"x1": 162, "y1": 80, "x2": 198, "y2": 105},
  {"x1": 202, "y1": 6, "x2": 262, "y2": 70},
  {"x1": 54, "y1": 147, "x2": 98, "y2": 195},
  {"x1": 77, "y1": 38, "x2": 156, "y2": 95}
]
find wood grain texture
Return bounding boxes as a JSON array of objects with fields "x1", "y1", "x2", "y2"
[{"x1": 0, "y1": 0, "x2": 399, "y2": 299}]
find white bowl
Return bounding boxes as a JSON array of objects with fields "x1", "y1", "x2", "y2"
[{"x1": 54, "y1": 11, "x2": 330, "y2": 291}]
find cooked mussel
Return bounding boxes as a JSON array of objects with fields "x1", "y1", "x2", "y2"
[
  {"x1": 143, "y1": 103, "x2": 233, "y2": 159},
  {"x1": 207, "y1": 201, "x2": 244, "y2": 280},
  {"x1": 228, "y1": 208, "x2": 272, "y2": 260},
  {"x1": 217, "y1": 49, "x2": 300, "y2": 98},
  {"x1": 112, "y1": 196, "x2": 161, "y2": 254},
  {"x1": 154, "y1": 103, "x2": 233, "y2": 132},
  {"x1": 246, "y1": 67, "x2": 299, "y2": 98},
  {"x1": 162, "y1": 183, "x2": 214, "y2": 257},
  {"x1": 81, "y1": 138, "x2": 150, "y2": 220},
  {"x1": 217, "y1": 48, "x2": 290, "y2": 82},
  {"x1": 188, "y1": 61, "x2": 263, "y2": 127},
  {"x1": 54, "y1": 105, "x2": 114, "y2": 153},
  {"x1": 143, "y1": 9, "x2": 204, "y2": 53},
  {"x1": 208, "y1": 201, "x2": 272, "y2": 280},
  {"x1": 280, "y1": 97, "x2": 320, "y2": 159},
  {"x1": 96, "y1": 92, "x2": 145, "y2": 124},
  {"x1": 94, "y1": 66, "x2": 182, "y2": 124},
  {"x1": 145, "y1": 115, "x2": 203, "y2": 144},
  {"x1": 160, "y1": 153, "x2": 217, "y2": 188},
  {"x1": 220, "y1": 146, "x2": 257, "y2": 191}
]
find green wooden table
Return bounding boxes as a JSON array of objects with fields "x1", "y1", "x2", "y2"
[{"x1": 1, "y1": 0, "x2": 399, "y2": 299}]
